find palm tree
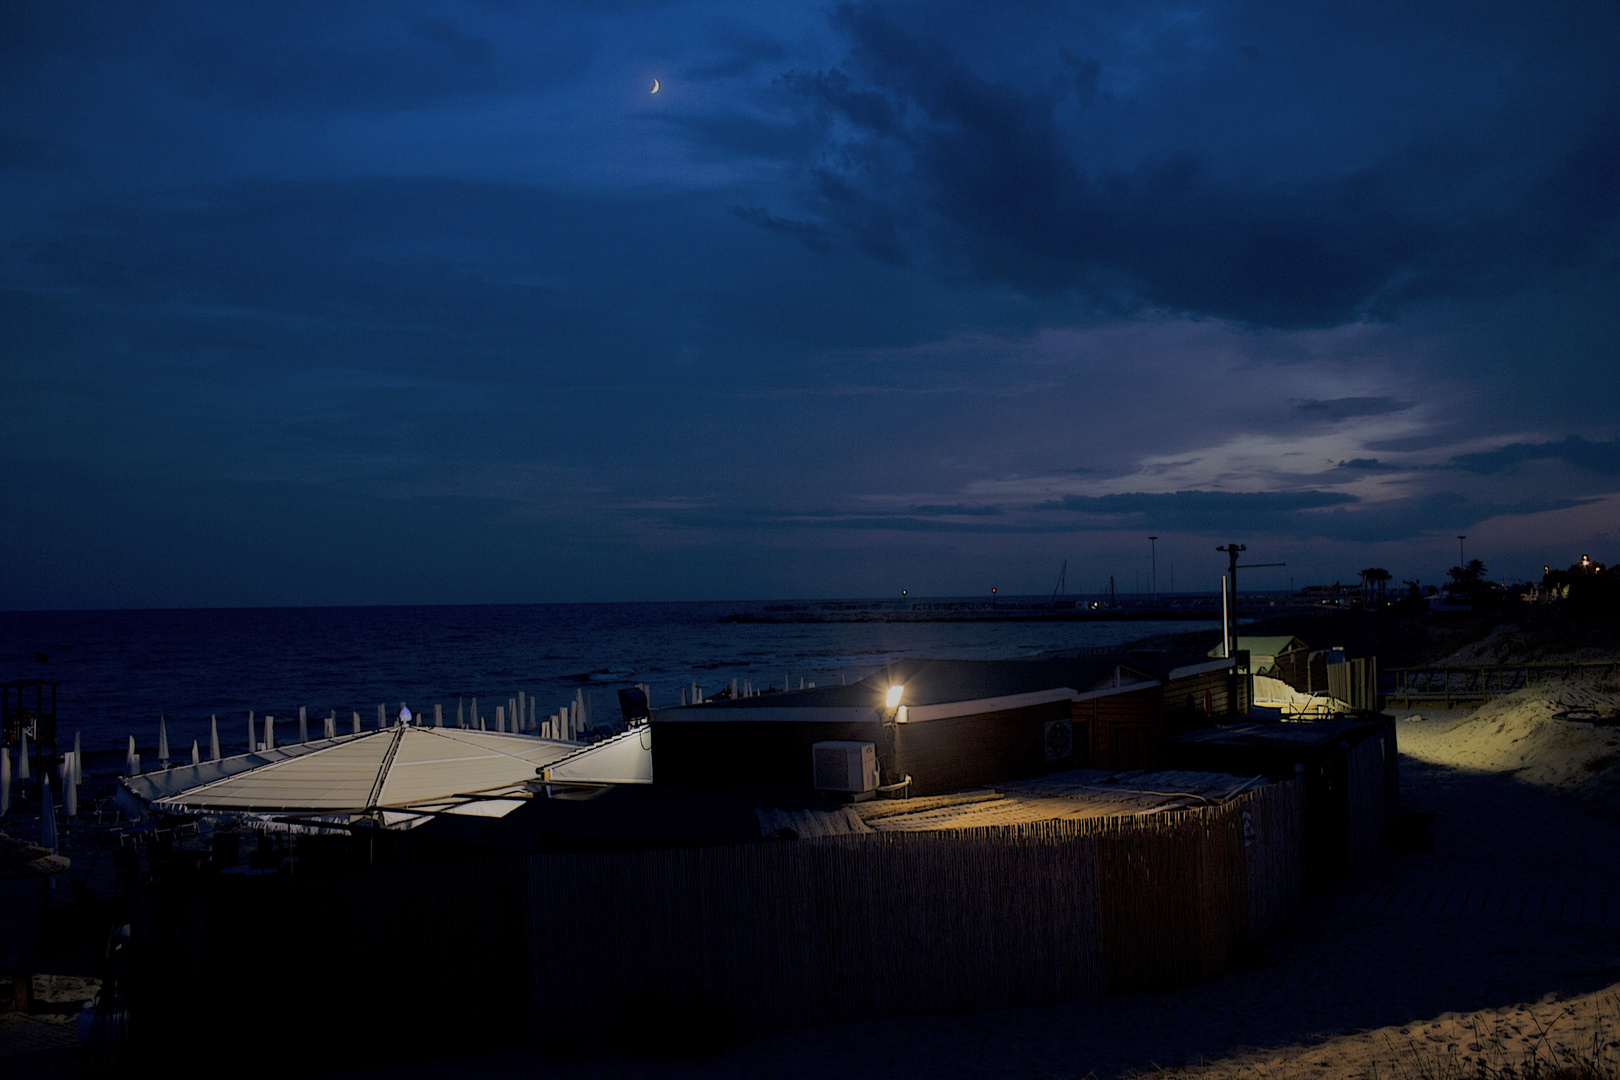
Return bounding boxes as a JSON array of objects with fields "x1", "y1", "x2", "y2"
[
  {"x1": 1447, "y1": 560, "x2": 1487, "y2": 593},
  {"x1": 1367, "y1": 567, "x2": 1391, "y2": 602}
]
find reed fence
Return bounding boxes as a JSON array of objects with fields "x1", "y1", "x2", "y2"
[{"x1": 129, "y1": 781, "x2": 1302, "y2": 1063}]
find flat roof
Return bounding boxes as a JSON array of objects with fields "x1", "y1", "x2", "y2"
[{"x1": 854, "y1": 768, "x2": 1267, "y2": 832}]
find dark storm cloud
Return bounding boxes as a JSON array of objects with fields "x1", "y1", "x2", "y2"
[
  {"x1": 907, "y1": 504, "x2": 1003, "y2": 516},
  {"x1": 728, "y1": 3, "x2": 1620, "y2": 328},
  {"x1": 1451, "y1": 436, "x2": 1620, "y2": 477},
  {"x1": 1018, "y1": 488, "x2": 1589, "y2": 544},
  {"x1": 655, "y1": 485, "x2": 1591, "y2": 546},
  {"x1": 1291, "y1": 397, "x2": 1410, "y2": 421},
  {"x1": 1035, "y1": 489, "x2": 1355, "y2": 528},
  {"x1": 729, "y1": 206, "x2": 830, "y2": 249},
  {"x1": 1287, "y1": 492, "x2": 1598, "y2": 545}
]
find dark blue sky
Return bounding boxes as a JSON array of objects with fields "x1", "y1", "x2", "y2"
[{"x1": 3, "y1": 1, "x2": 1618, "y2": 607}]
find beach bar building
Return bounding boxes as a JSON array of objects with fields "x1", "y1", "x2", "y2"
[{"x1": 650, "y1": 654, "x2": 1249, "y2": 796}]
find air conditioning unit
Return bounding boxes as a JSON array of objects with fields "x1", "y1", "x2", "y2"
[{"x1": 812, "y1": 741, "x2": 878, "y2": 796}]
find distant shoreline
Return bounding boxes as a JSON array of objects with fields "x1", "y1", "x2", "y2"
[{"x1": 721, "y1": 608, "x2": 1228, "y2": 623}]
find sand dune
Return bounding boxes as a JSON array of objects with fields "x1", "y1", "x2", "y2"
[
  {"x1": 1148, "y1": 985, "x2": 1620, "y2": 1080},
  {"x1": 1400, "y1": 680, "x2": 1620, "y2": 810}
]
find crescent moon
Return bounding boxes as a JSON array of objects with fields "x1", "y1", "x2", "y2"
[{"x1": 651, "y1": 78, "x2": 660, "y2": 94}]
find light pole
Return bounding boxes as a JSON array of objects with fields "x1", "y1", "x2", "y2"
[{"x1": 1149, "y1": 536, "x2": 1158, "y2": 598}]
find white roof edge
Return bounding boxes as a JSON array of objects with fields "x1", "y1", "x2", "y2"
[
  {"x1": 903, "y1": 687, "x2": 1079, "y2": 722},
  {"x1": 652, "y1": 706, "x2": 881, "y2": 724},
  {"x1": 1072, "y1": 679, "x2": 1161, "y2": 703},
  {"x1": 1166, "y1": 658, "x2": 1236, "y2": 681}
]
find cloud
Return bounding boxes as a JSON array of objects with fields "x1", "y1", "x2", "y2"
[
  {"x1": 1451, "y1": 435, "x2": 1620, "y2": 476},
  {"x1": 1037, "y1": 488, "x2": 1353, "y2": 520},
  {"x1": 905, "y1": 503, "x2": 1002, "y2": 516},
  {"x1": 750, "y1": 3, "x2": 1620, "y2": 328},
  {"x1": 729, "y1": 205, "x2": 829, "y2": 249},
  {"x1": 1292, "y1": 397, "x2": 1410, "y2": 421}
]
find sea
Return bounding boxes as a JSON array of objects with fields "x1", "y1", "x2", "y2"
[{"x1": 1, "y1": 600, "x2": 1218, "y2": 761}]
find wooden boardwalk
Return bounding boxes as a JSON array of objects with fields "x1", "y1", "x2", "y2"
[
  {"x1": 1323, "y1": 881, "x2": 1617, "y2": 929},
  {"x1": 1387, "y1": 658, "x2": 1620, "y2": 708}
]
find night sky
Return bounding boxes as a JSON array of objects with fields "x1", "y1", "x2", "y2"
[{"x1": 3, "y1": 2, "x2": 1618, "y2": 608}]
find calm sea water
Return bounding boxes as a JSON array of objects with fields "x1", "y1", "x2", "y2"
[{"x1": 1, "y1": 601, "x2": 1217, "y2": 758}]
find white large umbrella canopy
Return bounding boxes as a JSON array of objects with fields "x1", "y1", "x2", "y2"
[{"x1": 121, "y1": 727, "x2": 581, "y2": 827}]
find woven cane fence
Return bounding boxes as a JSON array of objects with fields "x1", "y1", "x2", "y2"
[{"x1": 129, "y1": 781, "x2": 1301, "y2": 1060}]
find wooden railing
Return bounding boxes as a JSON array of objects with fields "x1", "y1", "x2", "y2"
[{"x1": 1387, "y1": 660, "x2": 1620, "y2": 707}]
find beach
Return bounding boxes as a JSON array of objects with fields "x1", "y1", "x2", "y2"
[{"x1": 5, "y1": 616, "x2": 1619, "y2": 1079}]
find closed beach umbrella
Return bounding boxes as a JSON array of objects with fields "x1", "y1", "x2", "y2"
[
  {"x1": 40, "y1": 774, "x2": 57, "y2": 852},
  {"x1": 299, "y1": 706, "x2": 308, "y2": 744},
  {"x1": 191, "y1": 740, "x2": 200, "y2": 766},
  {"x1": 471, "y1": 698, "x2": 479, "y2": 732},
  {"x1": 72, "y1": 732, "x2": 82, "y2": 786},
  {"x1": 63, "y1": 761, "x2": 76, "y2": 818},
  {"x1": 2, "y1": 747, "x2": 11, "y2": 815},
  {"x1": 264, "y1": 715, "x2": 274, "y2": 750},
  {"x1": 325, "y1": 711, "x2": 336, "y2": 740},
  {"x1": 19, "y1": 734, "x2": 29, "y2": 781},
  {"x1": 457, "y1": 698, "x2": 464, "y2": 728},
  {"x1": 158, "y1": 717, "x2": 170, "y2": 765},
  {"x1": 125, "y1": 735, "x2": 136, "y2": 776},
  {"x1": 351, "y1": 711, "x2": 360, "y2": 735},
  {"x1": 248, "y1": 711, "x2": 256, "y2": 752},
  {"x1": 210, "y1": 716, "x2": 220, "y2": 761},
  {"x1": 433, "y1": 704, "x2": 442, "y2": 728}
]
